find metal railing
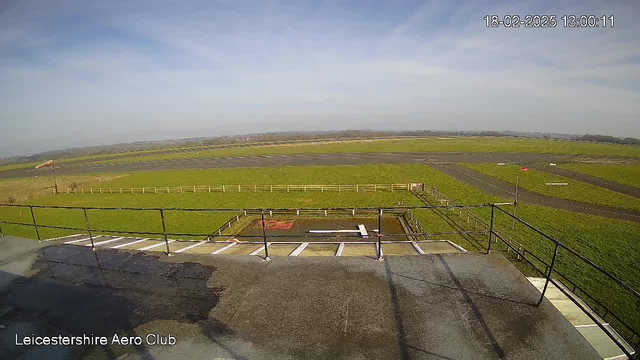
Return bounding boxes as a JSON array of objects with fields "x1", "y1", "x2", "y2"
[{"x1": 487, "y1": 204, "x2": 639, "y2": 359}]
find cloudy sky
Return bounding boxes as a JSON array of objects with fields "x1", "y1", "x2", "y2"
[{"x1": 1, "y1": 0, "x2": 639, "y2": 157}]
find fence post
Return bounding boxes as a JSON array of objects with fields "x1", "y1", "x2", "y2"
[
  {"x1": 83, "y1": 208, "x2": 95, "y2": 250},
  {"x1": 270, "y1": 185, "x2": 273, "y2": 193},
  {"x1": 82, "y1": 188, "x2": 84, "y2": 194},
  {"x1": 487, "y1": 205, "x2": 495, "y2": 254},
  {"x1": 29, "y1": 206, "x2": 41, "y2": 242},
  {"x1": 159, "y1": 209, "x2": 172, "y2": 256},
  {"x1": 91, "y1": 188, "x2": 93, "y2": 194},
  {"x1": 0, "y1": 222, "x2": 4, "y2": 237},
  {"x1": 356, "y1": 185, "x2": 359, "y2": 192},
  {"x1": 538, "y1": 243, "x2": 560, "y2": 306},
  {"x1": 377, "y1": 208, "x2": 383, "y2": 260},
  {"x1": 261, "y1": 210, "x2": 270, "y2": 260},
  {"x1": 194, "y1": 186, "x2": 196, "y2": 193},
  {"x1": 223, "y1": 185, "x2": 225, "y2": 193},
  {"x1": 208, "y1": 186, "x2": 211, "y2": 193},
  {"x1": 254, "y1": 184, "x2": 257, "y2": 192}
]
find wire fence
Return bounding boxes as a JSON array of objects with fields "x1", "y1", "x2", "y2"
[{"x1": 64, "y1": 183, "x2": 424, "y2": 195}]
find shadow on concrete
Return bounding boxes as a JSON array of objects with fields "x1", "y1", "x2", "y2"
[{"x1": 0, "y1": 244, "x2": 228, "y2": 360}]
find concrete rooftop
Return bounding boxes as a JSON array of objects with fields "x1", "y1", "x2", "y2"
[{"x1": 0, "y1": 236, "x2": 600, "y2": 360}]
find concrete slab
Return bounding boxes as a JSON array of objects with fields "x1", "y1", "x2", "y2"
[
  {"x1": 0, "y1": 238, "x2": 601, "y2": 360},
  {"x1": 418, "y1": 241, "x2": 461, "y2": 254},
  {"x1": 382, "y1": 242, "x2": 419, "y2": 255},
  {"x1": 299, "y1": 243, "x2": 338, "y2": 256}
]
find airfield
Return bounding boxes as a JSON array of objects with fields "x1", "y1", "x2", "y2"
[{"x1": 0, "y1": 136, "x2": 639, "y2": 359}]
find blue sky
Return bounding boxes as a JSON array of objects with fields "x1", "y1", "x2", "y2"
[{"x1": 1, "y1": 0, "x2": 639, "y2": 157}]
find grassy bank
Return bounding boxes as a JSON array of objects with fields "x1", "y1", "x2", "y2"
[{"x1": 461, "y1": 163, "x2": 640, "y2": 211}]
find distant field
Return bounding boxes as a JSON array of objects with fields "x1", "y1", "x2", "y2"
[
  {"x1": 461, "y1": 163, "x2": 640, "y2": 211},
  {"x1": 72, "y1": 137, "x2": 640, "y2": 165},
  {"x1": 559, "y1": 163, "x2": 640, "y2": 188}
]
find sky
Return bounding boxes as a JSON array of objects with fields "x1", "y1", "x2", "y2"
[{"x1": 1, "y1": 0, "x2": 639, "y2": 157}]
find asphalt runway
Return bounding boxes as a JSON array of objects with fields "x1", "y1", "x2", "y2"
[
  {"x1": 431, "y1": 164, "x2": 640, "y2": 223},
  {"x1": 0, "y1": 151, "x2": 615, "y2": 179}
]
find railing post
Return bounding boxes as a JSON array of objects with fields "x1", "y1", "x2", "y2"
[
  {"x1": 487, "y1": 204, "x2": 495, "y2": 254},
  {"x1": 538, "y1": 243, "x2": 560, "y2": 306},
  {"x1": 83, "y1": 208, "x2": 95, "y2": 250},
  {"x1": 0, "y1": 222, "x2": 4, "y2": 237},
  {"x1": 159, "y1": 209, "x2": 172, "y2": 256},
  {"x1": 261, "y1": 210, "x2": 270, "y2": 261},
  {"x1": 377, "y1": 208, "x2": 383, "y2": 260},
  {"x1": 29, "y1": 206, "x2": 41, "y2": 242}
]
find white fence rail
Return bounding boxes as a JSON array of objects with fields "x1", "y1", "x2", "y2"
[{"x1": 66, "y1": 183, "x2": 424, "y2": 195}]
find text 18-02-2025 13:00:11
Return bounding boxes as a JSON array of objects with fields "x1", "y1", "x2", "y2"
[{"x1": 484, "y1": 15, "x2": 614, "y2": 28}]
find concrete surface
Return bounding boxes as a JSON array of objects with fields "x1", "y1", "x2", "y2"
[{"x1": 0, "y1": 235, "x2": 601, "y2": 360}]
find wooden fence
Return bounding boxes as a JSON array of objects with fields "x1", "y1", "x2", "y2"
[{"x1": 65, "y1": 183, "x2": 424, "y2": 195}]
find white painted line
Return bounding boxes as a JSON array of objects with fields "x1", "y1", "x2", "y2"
[
  {"x1": 411, "y1": 241, "x2": 425, "y2": 255},
  {"x1": 249, "y1": 243, "x2": 269, "y2": 256},
  {"x1": 336, "y1": 243, "x2": 344, "y2": 256},
  {"x1": 574, "y1": 324, "x2": 610, "y2": 328},
  {"x1": 139, "y1": 240, "x2": 175, "y2": 251},
  {"x1": 212, "y1": 242, "x2": 237, "y2": 254},
  {"x1": 64, "y1": 236, "x2": 100, "y2": 244},
  {"x1": 87, "y1": 237, "x2": 125, "y2": 247},
  {"x1": 175, "y1": 241, "x2": 207, "y2": 253},
  {"x1": 358, "y1": 224, "x2": 368, "y2": 238},
  {"x1": 309, "y1": 229, "x2": 360, "y2": 233},
  {"x1": 290, "y1": 242, "x2": 309, "y2": 256},
  {"x1": 446, "y1": 240, "x2": 467, "y2": 253},
  {"x1": 112, "y1": 238, "x2": 148, "y2": 249},
  {"x1": 43, "y1": 234, "x2": 83, "y2": 242}
]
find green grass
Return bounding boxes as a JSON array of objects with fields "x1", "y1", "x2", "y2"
[
  {"x1": 559, "y1": 163, "x2": 640, "y2": 188},
  {"x1": 461, "y1": 163, "x2": 640, "y2": 211},
  {"x1": 79, "y1": 137, "x2": 640, "y2": 165}
]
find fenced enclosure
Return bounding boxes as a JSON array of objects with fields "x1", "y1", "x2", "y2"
[
  {"x1": 0, "y1": 199, "x2": 638, "y2": 358},
  {"x1": 65, "y1": 183, "x2": 424, "y2": 195}
]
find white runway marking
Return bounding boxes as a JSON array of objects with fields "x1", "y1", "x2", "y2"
[
  {"x1": 289, "y1": 243, "x2": 308, "y2": 256},
  {"x1": 139, "y1": 240, "x2": 175, "y2": 251},
  {"x1": 43, "y1": 234, "x2": 83, "y2": 242},
  {"x1": 111, "y1": 238, "x2": 148, "y2": 249},
  {"x1": 174, "y1": 241, "x2": 207, "y2": 253},
  {"x1": 211, "y1": 242, "x2": 236, "y2": 254},
  {"x1": 64, "y1": 236, "x2": 100, "y2": 244},
  {"x1": 336, "y1": 243, "x2": 345, "y2": 256},
  {"x1": 88, "y1": 237, "x2": 125, "y2": 247},
  {"x1": 249, "y1": 243, "x2": 269, "y2": 256},
  {"x1": 411, "y1": 242, "x2": 425, "y2": 255}
]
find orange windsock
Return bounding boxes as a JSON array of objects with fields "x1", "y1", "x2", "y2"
[{"x1": 35, "y1": 160, "x2": 55, "y2": 169}]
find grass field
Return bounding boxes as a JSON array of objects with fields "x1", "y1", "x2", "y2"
[
  {"x1": 0, "y1": 174, "x2": 126, "y2": 204},
  {"x1": 559, "y1": 163, "x2": 640, "y2": 188},
  {"x1": 1, "y1": 163, "x2": 638, "y2": 337},
  {"x1": 461, "y1": 163, "x2": 640, "y2": 211},
  {"x1": 69, "y1": 137, "x2": 640, "y2": 165}
]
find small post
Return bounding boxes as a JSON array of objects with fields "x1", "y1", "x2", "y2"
[
  {"x1": 223, "y1": 185, "x2": 226, "y2": 193},
  {"x1": 91, "y1": 188, "x2": 93, "y2": 194},
  {"x1": 120, "y1": 188, "x2": 122, "y2": 194},
  {"x1": 100, "y1": 188, "x2": 102, "y2": 194},
  {"x1": 487, "y1": 205, "x2": 495, "y2": 254},
  {"x1": 238, "y1": 185, "x2": 241, "y2": 192},
  {"x1": 512, "y1": 175, "x2": 519, "y2": 229},
  {"x1": 537, "y1": 243, "x2": 560, "y2": 306},
  {"x1": 254, "y1": 184, "x2": 257, "y2": 192},
  {"x1": 194, "y1": 185, "x2": 196, "y2": 193},
  {"x1": 377, "y1": 208, "x2": 383, "y2": 260},
  {"x1": 154, "y1": 187, "x2": 157, "y2": 194},
  {"x1": 0, "y1": 222, "x2": 4, "y2": 237},
  {"x1": 83, "y1": 208, "x2": 95, "y2": 250},
  {"x1": 261, "y1": 210, "x2": 270, "y2": 260},
  {"x1": 270, "y1": 185, "x2": 273, "y2": 192},
  {"x1": 142, "y1": 188, "x2": 144, "y2": 194},
  {"x1": 29, "y1": 206, "x2": 41, "y2": 241},
  {"x1": 159, "y1": 209, "x2": 172, "y2": 256},
  {"x1": 208, "y1": 186, "x2": 211, "y2": 193}
]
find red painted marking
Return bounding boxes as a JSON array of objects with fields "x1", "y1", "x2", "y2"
[{"x1": 257, "y1": 220, "x2": 296, "y2": 230}]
